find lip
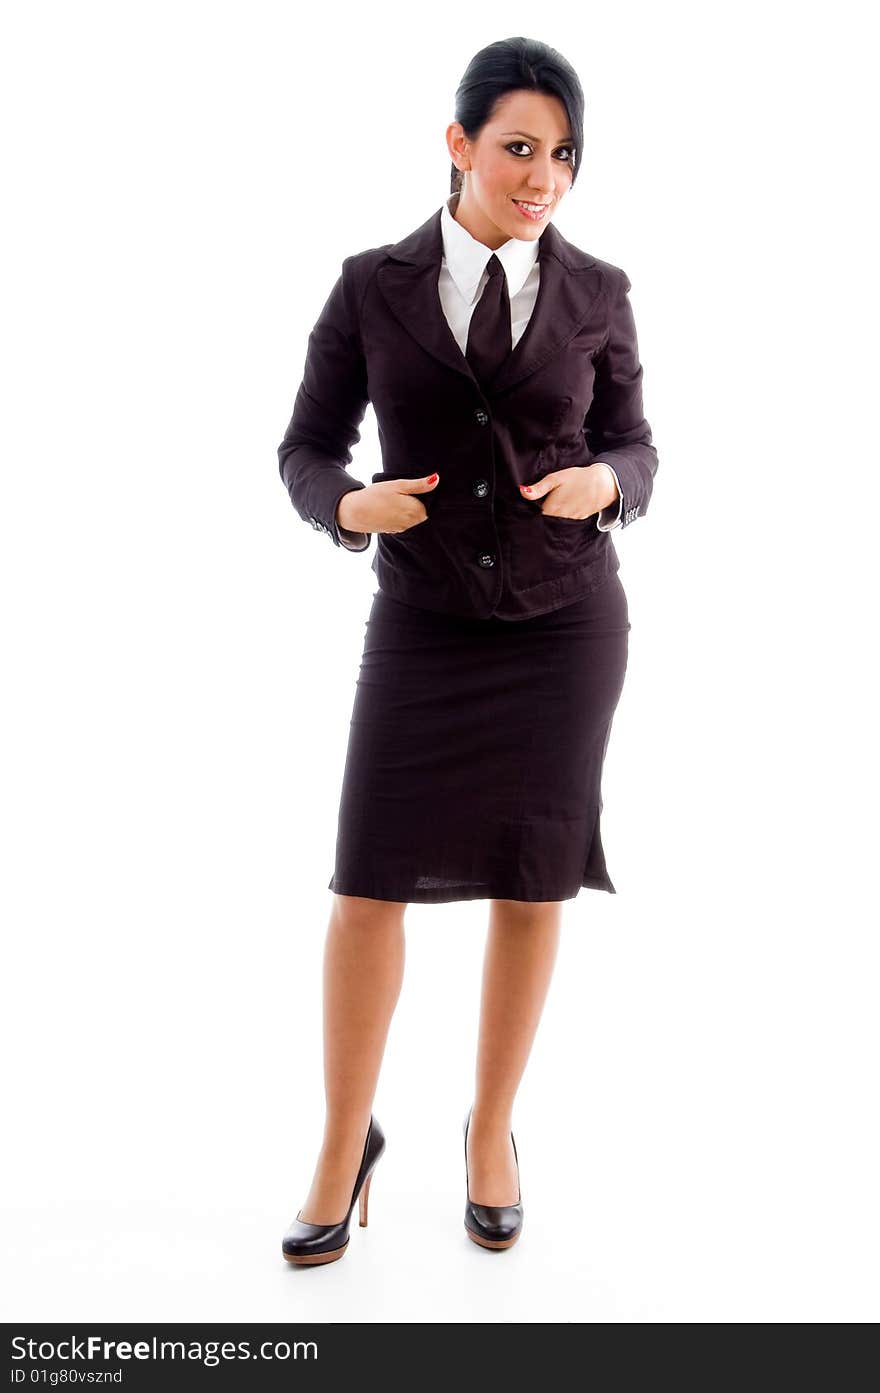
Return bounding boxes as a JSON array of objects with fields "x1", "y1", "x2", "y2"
[{"x1": 511, "y1": 198, "x2": 552, "y2": 222}]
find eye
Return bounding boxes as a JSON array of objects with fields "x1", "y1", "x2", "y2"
[{"x1": 506, "y1": 141, "x2": 575, "y2": 163}]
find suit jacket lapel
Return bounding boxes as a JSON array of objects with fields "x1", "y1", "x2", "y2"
[{"x1": 375, "y1": 207, "x2": 604, "y2": 398}]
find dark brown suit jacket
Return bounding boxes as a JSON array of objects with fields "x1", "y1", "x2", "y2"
[{"x1": 278, "y1": 204, "x2": 658, "y2": 620}]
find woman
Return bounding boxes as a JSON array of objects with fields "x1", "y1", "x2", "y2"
[{"x1": 278, "y1": 36, "x2": 658, "y2": 1264}]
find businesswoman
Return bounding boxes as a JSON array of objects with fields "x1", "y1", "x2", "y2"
[{"x1": 277, "y1": 36, "x2": 658, "y2": 1263}]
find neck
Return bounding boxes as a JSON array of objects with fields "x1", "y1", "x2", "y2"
[{"x1": 448, "y1": 188, "x2": 511, "y2": 252}]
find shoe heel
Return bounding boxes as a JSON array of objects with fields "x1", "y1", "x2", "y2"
[{"x1": 359, "y1": 1168, "x2": 373, "y2": 1227}]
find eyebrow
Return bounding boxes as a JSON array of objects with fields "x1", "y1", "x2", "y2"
[{"x1": 500, "y1": 130, "x2": 575, "y2": 144}]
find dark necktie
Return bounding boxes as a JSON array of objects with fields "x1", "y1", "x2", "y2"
[{"x1": 465, "y1": 253, "x2": 511, "y2": 388}]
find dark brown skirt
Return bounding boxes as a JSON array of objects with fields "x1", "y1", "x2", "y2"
[{"x1": 327, "y1": 572, "x2": 631, "y2": 904}]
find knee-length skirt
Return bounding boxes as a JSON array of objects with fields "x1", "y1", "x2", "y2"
[{"x1": 327, "y1": 571, "x2": 631, "y2": 904}]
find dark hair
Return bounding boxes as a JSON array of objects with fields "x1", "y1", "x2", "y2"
[{"x1": 450, "y1": 37, "x2": 585, "y2": 195}]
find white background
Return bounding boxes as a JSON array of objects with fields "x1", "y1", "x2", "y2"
[{"x1": 2, "y1": 0, "x2": 877, "y2": 1323}]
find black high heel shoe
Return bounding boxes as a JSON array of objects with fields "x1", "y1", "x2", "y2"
[
  {"x1": 282, "y1": 1114, "x2": 386, "y2": 1266},
  {"x1": 463, "y1": 1104, "x2": 523, "y2": 1249}
]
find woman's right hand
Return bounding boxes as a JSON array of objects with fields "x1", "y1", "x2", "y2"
[{"x1": 336, "y1": 473, "x2": 440, "y2": 536}]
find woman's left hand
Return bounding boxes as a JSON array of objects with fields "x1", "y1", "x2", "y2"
[{"x1": 519, "y1": 464, "x2": 619, "y2": 520}]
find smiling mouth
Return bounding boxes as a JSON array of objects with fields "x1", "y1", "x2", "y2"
[{"x1": 511, "y1": 198, "x2": 552, "y2": 221}]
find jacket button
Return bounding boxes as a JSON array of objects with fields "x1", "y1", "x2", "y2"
[
  {"x1": 473, "y1": 479, "x2": 489, "y2": 498},
  {"x1": 474, "y1": 409, "x2": 489, "y2": 425},
  {"x1": 478, "y1": 552, "x2": 495, "y2": 568}
]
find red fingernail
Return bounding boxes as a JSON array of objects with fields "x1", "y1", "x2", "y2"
[
  {"x1": 428, "y1": 473, "x2": 438, "y2": 483},
  {"x1": 521, "y1": 485, "x2": 532, "y2": 493}
]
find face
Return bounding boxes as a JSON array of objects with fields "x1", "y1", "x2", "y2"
[{"x1": 446, "y1": 89, "x2": 576, "y2": 249}]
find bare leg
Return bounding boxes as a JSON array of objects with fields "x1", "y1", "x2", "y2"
[
  {"x1": 296, "y1": 894, "x2": 406, "y2": 1224},
  {"x1": 467, "y1": 899, "x2": 563, "y2": 1205}
]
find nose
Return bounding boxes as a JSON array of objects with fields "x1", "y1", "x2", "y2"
[{"x1": 526, "y1": 155, "x2": 558, "y2": 196}]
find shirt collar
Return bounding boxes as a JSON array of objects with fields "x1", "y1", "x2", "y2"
[{"x1": 440, "y1": 194, "x2": 540, "y2": 305}]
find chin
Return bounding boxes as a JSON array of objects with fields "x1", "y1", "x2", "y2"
[{"x1": 507, "y1": 216, "x2": 550, "y2": 238}]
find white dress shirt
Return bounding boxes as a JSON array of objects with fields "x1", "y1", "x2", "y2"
[{"x1": 337, "y1": 196, "x2": 624, "y2": 548}]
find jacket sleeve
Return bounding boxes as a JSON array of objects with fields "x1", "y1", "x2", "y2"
[
  {"x1": 595, "y1": 462, "x2": 624, "y2": 532},
  {"x1": 277, "y1": 256, "x2": 371, "y2": 551},
  {"x1": 583, "y1": 268, "x2": 658, "y2": 530}
]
